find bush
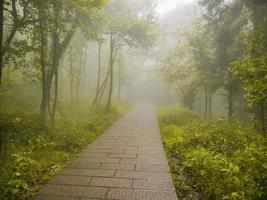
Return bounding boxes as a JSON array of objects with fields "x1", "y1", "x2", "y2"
[
  {"x1": 158, "y1": 104, "x2": 199, "y2": 127},
  {"x1": 159, "y1": 106, "x2": 267, "y2": 200},
  {"x1": 0, "y1": 103, "x2": 125, "y2": 200}
]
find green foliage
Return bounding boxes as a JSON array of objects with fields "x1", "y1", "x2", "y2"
[
  {"x1": 159, "y1": 105, "x2": 267, "y2": 200},
  {"x1": 158, "y1": 104, "x2": 199, "y2": 127},
  {"x1": 0, "y1": 104, "x2": 125, "y2": 200},
  {"x1": 233, "y1": 19, "x2": 267, "y2": 107},
  {"x1": 104, "y1": 0, "x2": 158, "y2": 50}
]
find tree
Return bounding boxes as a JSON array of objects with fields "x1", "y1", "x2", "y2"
[
  {"x1": 0, "y1": 0, "x2": 33, "y2": 87},
  {"x1": 104, "y1": 0, "x2": 157, "y2": 112},
  {"x1": 188, "y1": 22, "x2": 222, "y2": 117},
  {"x1": 31, "y1": 0, "x2": 106, "y2": 123},
  {"x1": 234, "y1": 19, "x2": 267, "y2": 133},
  {"x1": 199, "y1": 0, "x2": 247, "y2": 119},
  {"x1": 161, "y1": 40, "x2": 200, "y2": 110}
]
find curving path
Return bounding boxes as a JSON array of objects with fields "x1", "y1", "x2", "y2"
[{"x1": 33, "y1": 103, "x2": 178, "y2": 200}]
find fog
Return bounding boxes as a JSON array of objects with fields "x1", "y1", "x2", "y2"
[
  {"x1": 0, "y1": 0, "x2": 267, "y2": 199},
  {"x1": 0, "y1": 0, "x2": 266, "y2": 122}
]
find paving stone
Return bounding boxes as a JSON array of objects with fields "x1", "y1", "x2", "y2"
[
  {"x1": 133, "y1": 179, "x2": 175, "y2": 191},
  {"x1": 137, "y1": 153, "x2": 166, "y2": 159},
  {"x1": 115, "y1": 171, "x2": 172, "y2": 180},
  {"x1": 32, "y1": 103, "x2": 177, "y2": 200},
  {"x1": 60, "y1": 169, "x2": 115, "y2": 177},
  {"x1": 107, "y1": 153, "x2": 137, "y2": 159},
  {"x1": 135, "y1": 164, "x2": 169, "y2": 172},
  {"x1": 120, "y1": 158, "x2": 137, "y2": 164},
  {"x1": 37, "y1": 185, "x2": 108, "y2": 198},
  {"x1": 33, "y1": 196, "x2": 79, "y2": 200},
  {"x1": 101, "y1": 163, "x2": 135, "y2": 171},
  {"x1": 136, "y1": 158, "x2": 168, "y2": 165},
  {"x1": 74, "y1": 158, "x2": 120, "y2": 164},
  {"x1": 78, "y1": 152, "x2": 108, "y2": 158},
  {"x1": 113, "y1": 146, "x2": 138, "y2": 151},
  {"x1": 84, "y1": 148, "x2": 124, "y2": 153},
  {"x1": 90, "y1": 177, "x2": 132, "y2": 188},
  {"x1": 87, "y1": 145, "x2": 113, "y2": 149},
  {"x1": 49, "y1": 175, "x2": 92, "y2": 186},
  {"x1": 66, "y1": 162, "x2": 101, "y2": 169},
  {"x1": 106, "y1": 188, "x2": 177, "y2": 200},
  {"x1": 125, "y1": 149, "x2": 163, "y2": 154}
]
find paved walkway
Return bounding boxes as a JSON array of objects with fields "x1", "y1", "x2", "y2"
[{"x1": 33, "y1": 103, "x2": 177, "y2": 200}]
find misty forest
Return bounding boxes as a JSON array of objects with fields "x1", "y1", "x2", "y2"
[{"x1": 0, "y1": 0, "x2": 266, "y2": 200}]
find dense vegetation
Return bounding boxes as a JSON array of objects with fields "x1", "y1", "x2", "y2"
[
  {"x1": 161, "y1": 0, "x2": 267, "y2": 132},
  {"x1": 159, "y1": 2, "x2": 267, "y2": 199},
  {"x1": 0, "y1": 0, "x2": 153, "y2": 199},
  {"x1": 0, "y1": 0, "x2": 267, "y2": 199},
  {"x1": 158, "y1": 105, "x2": 267, "y2": 200},
  {"x1": 0, "y1": 103, "x2": 126, "y2": 200}
]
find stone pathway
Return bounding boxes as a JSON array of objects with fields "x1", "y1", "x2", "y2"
[{"x1": 33, "y1": 103, "x2": 178, "y2": 200}]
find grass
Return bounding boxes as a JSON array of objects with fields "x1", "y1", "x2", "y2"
[
  {"x1": 0, "y1": 103, "x2": 127, "y2": 200},
  {"x1": 158, "y1": 104, "x2": 267, "y2": 200}
]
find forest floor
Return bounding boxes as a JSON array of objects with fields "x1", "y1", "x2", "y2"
[
  {"x1": 0, "y1": 103, "x2": 126, "y2": 200},
  {"x1": 158, "y1": 104, "x2": 267, "y2": 200},
  {"x1": 33, "y1": 103, "x2": 177, "y2": 200}
]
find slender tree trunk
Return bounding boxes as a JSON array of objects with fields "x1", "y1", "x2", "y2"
[
  {"x1": 117, "y1": 56, "x2": 122, "y2": 101},
  {"x1": 91, "y1": 43, "x2": 103, "y2": 107},
  {"x1": 51, "y1": 3, "x2": 59, "y2": 124},
  {"x1": 69, "y1": 50, "x2": 74, "y2": 106},
  {"x1": 96, "y1": 42, "x2": 101, "y2": 96},
  {"x1": 39, "y1": 4, "x2": 47, "y2": 121},
  {"x1": 75, "y1": 48, "x2": 84, "y2": 102},
  {"x1": 92, "y1": 70, "x2": 110, "y2": 107},
  {"x1": 0, "y1": 0, "x2": 4, "y2": 154},
  {"x1": 204, "y1": 88, "x2": 208, "y2": 118},
  {"x1": 107, "y1": 31, "x2": 114, "y2": 113},
  {"x1": 81, "y1": 47, "x2": 87, "y2": 94},
  {"x1": 52, "y1": 62, "x2": 59, "y2": 123},
  {"x1": 99, "y1": 77, "x2": 108, "y2": 104},
  {"x1": 0, "y1": 0, "x2": 4, "y2": 87}
]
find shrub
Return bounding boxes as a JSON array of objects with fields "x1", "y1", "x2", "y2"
[
  {"x1": 159, "y1": 106, "x2": 267, "y2": 200},
  {"x1": 0, "y1": 103, "x2": 125, "y2": 200},
  {"x1": 158, "y1": 104, "x2": 199, "y2": 127}
]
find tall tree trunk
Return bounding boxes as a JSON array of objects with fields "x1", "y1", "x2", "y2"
[
  {"x1": 75, "y1": 48, "x2": 84, "y2": 102},
  {"x1": 0, "y1": 0, "x2": 4, "y2": 87},
  {"x1": 51, "y1": 62, "x2": 59, "y2": 123},
  {"x1": 39, "y1": 4, "x2": 47, "y2": 121},
  {"x1": 118, "y1": 57, "x2": 121, "y2": 101},
  {"x1": 81, "y1": 47, "x2": 87, "y2": 94},
  {"x1": 91, "y1": 70, "x2": 110, "y2": 107},
  {"x1": 98, "y1": 77, "x2": 108, "y2": 104},
  {"x1": 107, "y1": 31, "x2": 114, "y2": 113},
  {"x1": 51, "y1": 3, "x2": 60, "y2": 124},
  {"x1": 91, "y1": 43, "x2": 103, "y2": 107},
  {"x1": 0, "y1": 0, "x2": 4, "y2": 154},
  {"x1": 69, "y1": 51, "x2": 74, "y2": 106},
  {"x1": 96, "y1": 42, "x2": 101, "y2": 96}
]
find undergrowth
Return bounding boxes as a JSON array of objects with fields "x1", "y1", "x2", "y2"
[
  {"x1": 158, "y1": 104, "x2": 267, "y2": 200},
  {"x1": 0, "y1": 103, "x2": 126, "y2": 200}
]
